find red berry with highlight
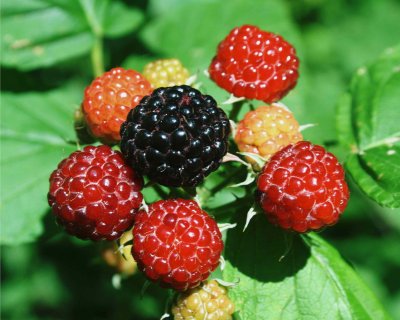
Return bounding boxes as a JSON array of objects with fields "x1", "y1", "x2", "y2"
[
  {"x1": 209, "y1": 25, "x2": 299, "y2": 103},
  {"x1": 82, "y1": 67, "x2": 152, "y2": 144},
  {"x1": 48, "y1": 145, "x2": 143, "y2": 241},
  {"x1": 257, "y1": 141, "x2": 349, "y2": 233},
  {"x1": 132, "y1": 199, "x2": 223, "y2": 291}
]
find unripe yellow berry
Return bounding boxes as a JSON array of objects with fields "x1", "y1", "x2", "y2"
[
  {"x1": 235, "y1": 104, "x2": 302, "y2": 168},
  {"x1": 172, "y1": 280, "x2": 235, "y2": 320},
  {"x1": 143, "y1": 59, "x2": 190, "y2": 88},
  {"x1": 102, "y1": 229, "x2": 136, "y2": 275}
]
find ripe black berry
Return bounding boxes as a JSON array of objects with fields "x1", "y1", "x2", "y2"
[{"x1": 120, "y1": 86, "x2": 230, "y2": 187}]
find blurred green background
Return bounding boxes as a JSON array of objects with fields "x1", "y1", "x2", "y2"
[{"x1": 1, "y1": 0, "x2": 400, "y2": 319}]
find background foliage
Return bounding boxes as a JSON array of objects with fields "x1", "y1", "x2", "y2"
[{"x1": 1, "y1": 0, "x2": 399, "y2": 319}]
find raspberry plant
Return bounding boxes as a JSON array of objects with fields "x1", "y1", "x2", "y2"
[{"x1": 1, "y1": 1, "x2": 399, "y2": 319}]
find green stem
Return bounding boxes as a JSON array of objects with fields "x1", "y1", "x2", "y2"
[
  {"x1": 229, "y1": 100, "x2": 247, "y2": 121},
  {"x1": 168, "y1": 187, "x2": 188, "y2": 199},
  {"x1": 91, "y1": 37, "x2": 105, "y2": 78},
  {"x1": 229, "y1": 105, "x2": 241, "y2": 122},
  {"x1": 182, "y1": 186, "x2": 197, "y2": 198},
  {"x1": 153, "y1": 184, "x2": 169, "y2": 199},
  {"x1": 79, "y1": 0, "x2": 104, "y2": 78},
  {"x1": 210, "y1": 166, "x2": 244, "y2": 194},
  {"x1": 196, "y1": 186, "x2": 211, "y2": 204}
]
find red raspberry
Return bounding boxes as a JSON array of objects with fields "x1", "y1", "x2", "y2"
[
  {"x1": 209, "y1": 25, "x2": 299, "y2": 103},
  {"x1": 48, "y1": 145, "x2": 143, "y2": 241},
  {"x1": 82, "y1": 67, "x2": 152, "y2": 144},
  {"x1": 257, "y1": 141, "x2": 349, "y2": 233},
  {"x1": 132, "y1": 199, "x2": 223, "y2": 291}
]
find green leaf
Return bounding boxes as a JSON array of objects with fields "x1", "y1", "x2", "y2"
[
  {"x1": 0, "y1": 0, "x2": 143, "y2": 70},
  {"x1": 336, "y1": 46, "x2": 400, "y2": 207},
  {"x1": 377, "y1": 207, "x2": 400, "y2": 232},
  {"x1": 0, "y1": 85, "x2": 81, "y2": 245},
  {"x1": 297, "y1": 0, "x2": 400, "y2": 145},
  {"x1": 345, "y1": 154, "x2": 400, "y2": 208},
  {"x1": 223, "y1": 214, "x2": 390, "y2": 320},
  {"x1": 148, "y1": 0, "x2": 208, "y2": 17},
  {"x1": 101, "y1": 2, "x2": 143, "y2": 37},
  {"x1": 205, "y1": 187, "x2": 246, "y2": 209}
]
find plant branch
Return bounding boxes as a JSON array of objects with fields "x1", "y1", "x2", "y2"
[
  {"x1": 229, "y1": 99, "x2": 247, "y2": 121},
  {"x1": 91, "y1": 37, "x2": 105, "y2": 78},
  {"x1": 210, "y1": 166, "x2": 245, "y2": 194},
  {"x1": 153, "y1": 184, "x2": 169, "y2": 199}
]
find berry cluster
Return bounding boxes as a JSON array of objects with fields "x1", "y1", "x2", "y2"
[
  {"x1": 49, "y1": 86, "x2": 227, "y2": 291},
  {"x1": 46, "y1": 23, "x2": 350, "y2": 318}
]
